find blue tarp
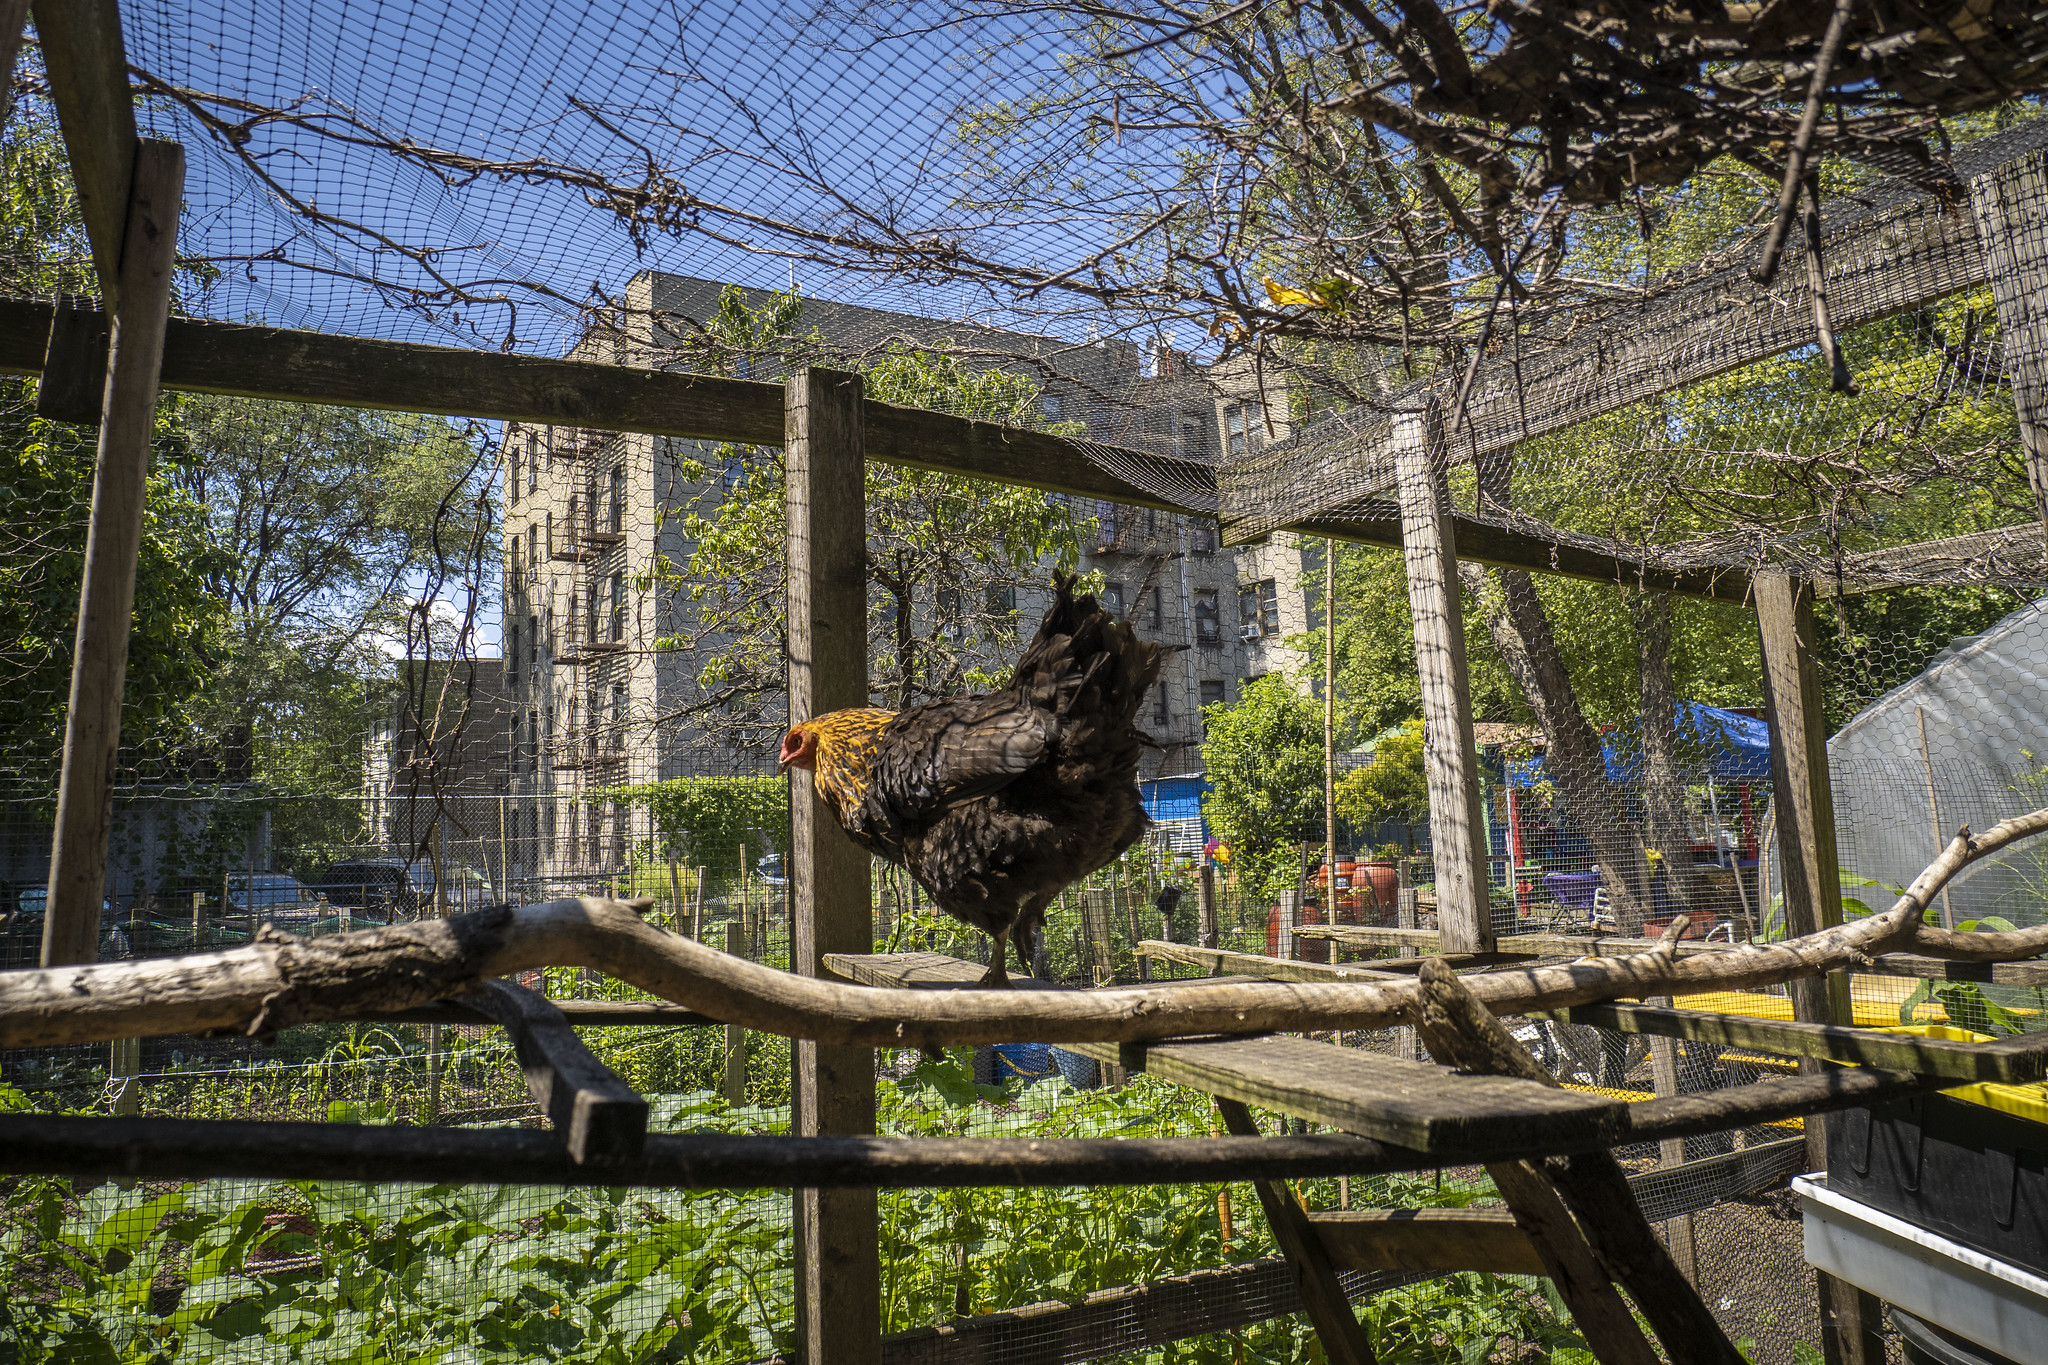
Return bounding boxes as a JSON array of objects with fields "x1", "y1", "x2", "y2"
[
  {"x1": 1141, "y1": 774, "x2": 1211, "y2": 822},
  {"x1": 1504, "y1": 702, "x2": 1771, "y2": 788}
]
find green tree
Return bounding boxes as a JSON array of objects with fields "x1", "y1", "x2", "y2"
[
  {"x1": 1335, "y1": 718, "x2": 1427, "y2": 835},
  {"x1": 1199, "y1": 675, "x2": 1326, "y2": 903},
  {"x1": 650, "y1": 286, "x2": 1086, "y2": 750},
  {"x1": 171, "y1": 395, "x2": 495, "y2": 793},
  {"x1": 0, "y1": 385, "x2": 228, "y2": 798}
]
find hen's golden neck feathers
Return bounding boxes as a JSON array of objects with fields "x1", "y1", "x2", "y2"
[{"x1": 789, "y1": 708, "x2": 895, "y2": 816}]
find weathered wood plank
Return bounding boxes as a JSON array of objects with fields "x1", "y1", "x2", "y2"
[
  {"x1": 1148, "y1": 1036, "x2": 1628, "y2": 1158},
  {"x1": 1296, "y1": 923, "x2": 1733, "y2": 958},
  {"x1": 35, "y1": 294, "x2": 109, "y2": 423},
  {"x1": 1532, "y1": 1000, "x2": 2048, "y2": 1084},
  {"x1": 1393, "y1": 402, "x2": 1492, "y2": 956},
  {"x1": 1143, "y1": 940, "x2": 1537, "y2": 978},
  {"x1": 1309, "y1": 1208, "x2": 1545, "y2": 1276},
  {"x1": 787, "y1": 367, "x2": 881, "y2": 1364},
  {"x1": 41, "y1": 141, "x2": 182, "y2": 968},
  {"x1": 833, "y1": 950, "x2": 1625, "y2": 1155},
  {"x1": 29, "y1": 0, "x2": 136, "y2": 298},
  {"x1": 458, "y1": 979, "x2": 647, "y2": 1164},
  {"x1": 1969, "y1": 149, "x2": 2048, "y2": 542},
  {"x1": 373, "y1": 998, "x2": 720, "y2": 1027},
  {"x1": 1860, "y1": 954, "x2": 2048, "y2": 987},
  {"x1": 1755, "y1": 571, "x2": 1856, "y2": 1083},
  {"x1": 1216, "y1": 1098, "x2": 1378, "y2": 1365},
  {"x1": 877, "y1": 1257, "x2": 1419, "y2": 1365},
  {"x1": 1138, "y1": 941, "x2": 1408, "y2": 982}
]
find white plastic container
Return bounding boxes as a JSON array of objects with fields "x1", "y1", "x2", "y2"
[{"x1": 1797, "y1": 1174, "x2": 2048, "y2": 1362}]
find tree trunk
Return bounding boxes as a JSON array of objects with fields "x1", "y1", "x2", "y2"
[
  {"x1": 1633, "y1": 592, "x2": 1697, "y2": 919},
  {"x1": 1464, "y1": 455, "x2": 1651, "y2": 929}
]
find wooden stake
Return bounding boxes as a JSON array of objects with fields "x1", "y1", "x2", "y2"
[
  {"x1": 1391, "y1": 400, "x2": 1492, "y2": 955},
  {"x1": 724, "y1": 918, "x2": 747, "y2": 1107},
  {"x1": 786, "y1": 366, "x2": 880, "y2": 1364},
  {"x1": 42, "y1": 140, "x2": 184, "y2": 968}
]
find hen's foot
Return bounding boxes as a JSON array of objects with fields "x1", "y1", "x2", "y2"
[{"x1": 978, "y1": 961, "x2": 1011, "y2": 988}]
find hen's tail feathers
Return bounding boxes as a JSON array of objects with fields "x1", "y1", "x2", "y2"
[{"x1": 1013, "y1": 575, "x2": 1164, "y2": 739}]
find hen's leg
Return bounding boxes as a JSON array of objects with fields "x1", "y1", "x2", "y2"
[
  {"x1": 980, "y1": 925, "x2": 1011, "y2": 988},
  {"x1": 1012, "y1": 899, "x2": 1048, "y2": 979}
]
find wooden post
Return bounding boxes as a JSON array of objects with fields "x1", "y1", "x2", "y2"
[
  {"x1": 1198, "y1": 861, "x2": 1217, "y2": 952},
  {"x1": 1277, "y1": 888, "x2": 1301, "y2": 961},
  {"x1": 1390, "y1": 400, "x2": 1492, "y2": 954},
  {"x1": 667, "y1": 858, "x2": 685, "y2": 933},
  {"x1": 1324, "y1": 535, "x2": 1339, "y2": 921},
  {"x1": 1647, "y1": 1001, "x2": 1698, "y2": 1281},
  {"x1": 1754, "y1": 569, "x2": 1882, "y2": 1365},
  {"x1": 1215, "y1": 1098, "x2": 1377, "y2": 1365},
  {"x1": 786, "y1": 366, "x2": 879, "y2": 1364},
  {"x1": 723, "y1": 918, "x2": 747, "y2": 1106},
  {"x1": 693, "y1": 866, "x2": 706, "y2": 941},
  {"x1": 189, "y1": 889, "x2": 202, "y2": 946},
  {"x1": 109, "y1": 1034, "x2": 139, "y2": 1116},
  {"x1": 0, "y1": 0, "x2": 28, "y2": 131},
  {"x1": 41, "y1": 140, "x2": 184, "y2": 969},
  {"x1": 1969, "y1": 150, "x2": 2048, "y2": 544}
]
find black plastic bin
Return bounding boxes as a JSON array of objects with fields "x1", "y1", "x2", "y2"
[{"x1": 1825, "y1": 1090, "x2": 2048, "y2": 1278}]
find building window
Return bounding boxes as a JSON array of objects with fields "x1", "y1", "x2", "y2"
[
  {"x1": 508, "y1": 623, "x2": 521, "y2": 689},
  {"x1": 937, "y1": 586, "x2": 964, "y2": 643},
  {"x1": 527, "y1": 432, "x2": 540, "y2": 493},
  {"x1": 1101, "y1": 581, "x2": 1125, "y2": 617},
  {"x1": 611, "y1": 682, "x2": 626, "y2": 749},
  {"x1": 545, "y1": 511, "x2": 554, "y2": 559},
  {"x1": 527, "y1": 525, "x2": 538, "y2": 576},
  {"x1": 1189, "y1": 519, "x2": 1217, "y2": 554},
  {"x1": 528, "y1": 708, "x2": 539, "y2": 773},
  {"x1": 1040, "y1": 392, "x2": 1063, "y2": 422},
  {"x1": 566, "y1": 495, "x2": 580, "y2": 545},
  {"x1": 587, "y1": 582, "x2": 600, "y2": 644},
  {"x1": 510, "y1": 444, "x2": 521, "y2": 507},
  {"x1": 1225, "y1": 401, "x2": 1263, "y2": 457},
  {"x1": 610, "y1": 572, "x2": 626, "y2": 640},
  {"x1": 1152, "y1": 685, "x2": 1169, "y2": 727},
  {"x1": 1238, "y1": 578, "x2": 1281, "y2": 638},
  {"x1": 529, "y1": 614, "x2": 540, "y2": 663},
  {"x1": 985, "y1": 583, "x2": 1017, "y2": 635},
  {"x1": 1199, "y1": 680, "x2": 1226, "y2": 711},
  {"x1": 1193, "y1": 589, "x2": 1219, "y2": 645},
  {"x1": 608, "y1": 465, "x2": 624, "y2": 534},
  {"x1": 1146, "y1": 585, "x2": 1163, "y2": 630}
]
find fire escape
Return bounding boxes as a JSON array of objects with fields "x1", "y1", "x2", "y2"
[{"x1": 550, "y1": 429, "x2": 629, "y2": 792}]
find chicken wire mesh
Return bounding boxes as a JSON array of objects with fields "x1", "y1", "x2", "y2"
[{"x1": 7, "y1": 0, "x2": 2048, "y2": 1362}]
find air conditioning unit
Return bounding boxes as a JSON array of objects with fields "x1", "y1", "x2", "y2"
[{"x1": 1239, "y1": 624, "x2": 1263, "y2": 642}]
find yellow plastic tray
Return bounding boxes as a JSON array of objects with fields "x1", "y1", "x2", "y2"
[{"x1": 1872, "y1": 1023, "x2": 2048, "y2": 1126}]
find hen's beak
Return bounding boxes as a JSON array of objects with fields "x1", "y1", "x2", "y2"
[{"x1": 777, "y1": 729, "x2": 802, "y2": 774}]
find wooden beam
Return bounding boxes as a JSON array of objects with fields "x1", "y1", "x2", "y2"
[
  {"x1": 458, "y1": 979, "x2": 647, "y2": 1163},
  {"x1": 368, "y1": 998, "x2": 720, "y2": 1027},
  {"x1": 0, "y1": 0, "x2": 30, "y2": 131},
  {"x1": 0, "y1": 299, "x2": 1199, "y2": 511},
  {"x1": 1215, "y1": 1098, "x2": 1379, "y2": 1365},
  {"x1": 35, "y1": 295, "x2": 110, "y2": 423},
  {"x1": 1969, "y1": 149, "x2": 2048, "y2": 544},
  {"x1": 1533, "y1": 1000, "x2": 2048, "y2": 1084},
  {"x1": 0, "y1": 298, "x2": 1761, "y2": 600},
  {"x1": 1310, "y1": 1208, "x2": 1545, "y2": 1277},
  {"x1": 28, "y1": 0, "x2": 137, "y2": 300},
  {"x1": 41, "y1": 140, "x2": 182, "y2": 968},
  {"x1": 1859, "y1": 954, "x2": 2048, "y2": 987},
  {"x1": 1392, "y1": 402, "x2": 1493, "y2": 955},
  {"x1": 1755, "y1": 571, "x2": 1854, "y2": 1047},
  {"x1": 1137, "y1": 940, "x2": 1409, "y2": 982},
  {"x1": 786, "y1": 367, "x2": 881, "y2": 1365},
  {"x1": 880, "y1": 1256, "x2": 1411, "y2": 1365},
  {"x1": 1292, "y1": 510, "x2": 1752, "y2": 604},
  {"x1": 0, "y1": 1113, "x2": 1421, "y2": 1189}
]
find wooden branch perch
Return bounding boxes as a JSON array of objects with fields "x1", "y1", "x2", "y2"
[
  {"x1": 3, "y1": 812, "x2": 2045, "y2": 1052},
  {"x1": 458, "y1": 979, "x2": 647, "y2": 1163}
]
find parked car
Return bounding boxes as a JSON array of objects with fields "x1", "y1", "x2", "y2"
[
  {"x1": 311, "y1": 859, "x2": 507, "y2": 919},
  {"x1": 1, "y1": 886, "x2": 129, "y2": 965}
]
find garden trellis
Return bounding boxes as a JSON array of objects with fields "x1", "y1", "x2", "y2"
[{"x1": 10, "y1": 1, "x2": 2048, "y2": 1363}]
